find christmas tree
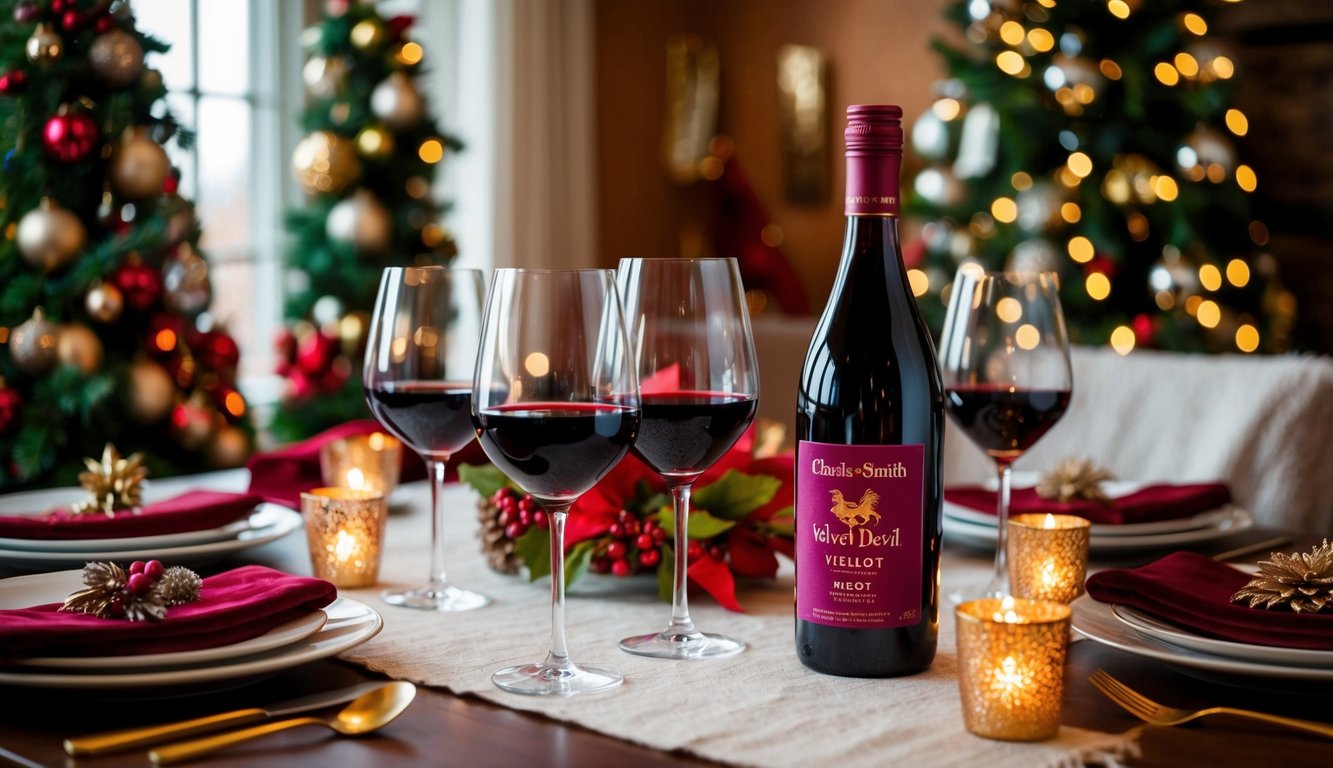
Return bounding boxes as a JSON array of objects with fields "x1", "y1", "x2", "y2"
[
  {"x1": 0, "y1": 0, "x2": 250, "y2": 488},
  {"x1": 272, "y1": 0, "x2": 459, "y2": 442},
  {"x1": 905, "y1": 0, "x2": 1296, "y2": 354}
]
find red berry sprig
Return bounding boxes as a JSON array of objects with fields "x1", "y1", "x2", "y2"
[
  {"x1": 590, "y1": 508, "x2": 669, "y2": 577},
  {"x1": 492, "y1": 487, "x2": 547, "y2": 541}
]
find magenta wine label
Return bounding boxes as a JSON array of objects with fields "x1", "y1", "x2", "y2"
[
  {"x1": 844, "y1": 104, "x2": 902, "y2": 218},
  {"x1": 796, "y1": 440, "x2": 924, "y2": 629}
]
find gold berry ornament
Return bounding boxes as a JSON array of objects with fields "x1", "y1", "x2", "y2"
[
  {"x1": 9, "y1": 307, "x2": 60, "y2": 374},
  {"x1": 85, "y1": 280, "x2": 125, "y2": 323},
  {"x1": 291, "y1": 130, "x2": 361, "y2": 195},
  {"x1": 17, "y1": 198, "x2": 87, "y2": 273},
  {"x1": 325, "y1": 189, "x2": 392, "y2": 253},
  {"x1": 88, "y1": 27, "x2": 145, "y2": 89},
  {"x1": 25, "y1": 23, "x2": 62, "y2": 66},
  {"x1": 56, "y1": 323, "x2": 105, "y2": 374},
  {"x1": 110, "y1": 128, "x2": 172, "y2": 199}
]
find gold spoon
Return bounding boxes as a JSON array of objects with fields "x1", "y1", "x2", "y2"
[{"x1": 148, "y1": 681, "x2": 416, "y2": 765}]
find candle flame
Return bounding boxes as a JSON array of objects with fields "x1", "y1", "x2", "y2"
[
  {"x1": 1043, "y1": 513, "x2": 1058, "y2": 529},
  {"x1": 346, "y1": 467, "x2": 367, "y2": 490},
  {"x1": 334, "y1": 529, "x2": 358, "y2": 563},
  {"x1": 992, "y1": 595, "x2": 1022, "y2": 623}
]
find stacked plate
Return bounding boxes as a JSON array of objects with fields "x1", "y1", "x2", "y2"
[
  {"x1": 942, "y1": 479, "x2": 1254, "y2": 555},
  {"x1": 1072, "y1": 587, "x2": 1333, "y2": 686},
  {"x1": 0, "y1": 569, "x2": 382, "y2": 690},
  {"x1": 0, "y1": 487, "x2": 302, "y2": 571}
]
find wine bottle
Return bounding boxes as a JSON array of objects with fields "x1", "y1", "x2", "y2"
[{"x1": 794, "y1": 104, "x2": 944, "y2": 677}]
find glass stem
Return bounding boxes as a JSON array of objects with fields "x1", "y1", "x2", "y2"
[
  {"x1": 426, "y1": 457, "x2": 451, "y2": 588},
  {"x1": 992, "y1": 461, "x2": 1013, "y2": 595},
  {"x1": 666, "y1": 483, "x2": 697, "y2": 636},
  {"x1": 545, "y1": 503, "x2": 574, "y2": 669}
]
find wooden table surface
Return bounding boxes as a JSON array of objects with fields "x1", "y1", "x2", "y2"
[{"x1": 2, "y1": 509, "x2": 1331, "y2": 767}]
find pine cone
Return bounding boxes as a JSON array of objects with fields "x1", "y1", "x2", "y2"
[
  {"x1": 1232, "y1": 539, "x2": 1333, "y2": 613},
  {"x1": 477, "y1": 497, "x2": 520, "y2": 574},
  {"x1": 155, "y1": 566, "x2": 202, "y2": 606},
  {"x1": 1036, "y1": 457, "x2": 1115, "y2": 504}
]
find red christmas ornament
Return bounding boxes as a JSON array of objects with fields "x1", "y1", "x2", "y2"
[
  {"x1": 386, "y1": 15, "x2": 414, "y2": 39},
  {"x1": 43, "y1": 108, "x2": 101, "y2": 163},
  {"x1": 197, "y1": 331, "x2": 241, "y2": 376},
  {"x1": 0, "y1": 386, "x2": 20, "y2": 433},
  {"x1": 93, "y1": 14, "x2": 113, "y2": 33},
  {"x1": 113, "y1": 259, "x2": 163, "y2": 312},
  {"x1": 51, "y1": 0, "x2": 69, "y2": 12},
  {"x1": 0, "y1": 70, "x2": 28, "y2": 96},
  {"x1": 163, "y1": 173, "x2": 179, "y2": 195},
  {"x1": 60, "y1": 8, "x2": 86, "y2": 32},
  {"x1": 13, "y1": 2, "x2": 39, "y2": 22},
  {"x1": 295, "y1": 330, "x2": 337, "y2": 376},
  {"x1": 1132, "y1": 313, "x2": 1156, "y2": 346}
]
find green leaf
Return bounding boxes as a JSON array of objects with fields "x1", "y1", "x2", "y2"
[
  {"x1": 457, "y1": 463, "x2": 509, "y2": 498},
  {"x1": 514, "y1": 527, "x2": 551, "y2": 582},
  {"x1": 565, "y1": 540, "x2": 594, "y2": 588},
  {"x1": 692, "y1": 470, "x2": 781, "y2": 521},
  {"x1": 758, "y1": 506, "x2": 795, "y2": 537},
  {"x1": 657, "y1": 506, "x2": 737, "y2": 540},
  {"x1": 657, "y1": 547, "x2": 674, "y2": 603}
]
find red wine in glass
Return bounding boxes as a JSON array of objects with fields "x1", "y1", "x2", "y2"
[
  {"x1": 944, "y1": 385, "x2": 1071, "y2": 464},
  {"x1": 474, "y1": 403, "x2": 641, "y2": 500},
  {"x1": 366, "y1": 382, "x2": 475, "y2": 458},
  {"x1": 632, "y1": 391, "x2": 758, "y2": 478}
]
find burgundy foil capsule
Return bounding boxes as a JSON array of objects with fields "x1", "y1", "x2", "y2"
[{"x1": 844, "y1": 104, "x2": 903, "y2": 217}]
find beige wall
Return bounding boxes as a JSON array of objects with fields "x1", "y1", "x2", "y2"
[{"x1": 594, "y1": 0, "x2": 950, "y2": 309}]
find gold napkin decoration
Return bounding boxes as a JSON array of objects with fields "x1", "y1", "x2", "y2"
[
  {"x1": 1232, "y1": 539, "x2": 1333, "y2": 614},
  {"x1": 1036, "y1": 457, "x2": 1115, "y2": 504},
  {"x1": 72, "y1": 443, "x2": 148, "y2": 517},
  {"x1": 61, "y1": 560, "x2": 201, "y2": 622}
]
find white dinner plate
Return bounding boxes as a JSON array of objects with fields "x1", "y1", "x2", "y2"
[
  {"x1": 0, "y1": 505, "x2": 301, "y2": 571},
  {"x1": 943, "y1": 499, "x2": 1236, "y2": 537},
  {"x1": 0, "y1": 569, "x2": 330, "y2": 669},
  {"x1": 0, "y1": 597, "x2": 381, "y2": 689},
  {"x1": 1071, "y1": 595, "x2": 1333, "y2": 684},
  {"x1": 942, "y1": 504, "x2": 1252, "y2": 554},
  {"x1": 1110, "y1": 606, "x2": 1333, "y2": 669},
  {"x1": 0, "y1": 511, "x2": 262, "y2": 553}
]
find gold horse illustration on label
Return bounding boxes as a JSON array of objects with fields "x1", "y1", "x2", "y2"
[{"x1": 829, "y1": 489, "x2": 881, "y2": 532}]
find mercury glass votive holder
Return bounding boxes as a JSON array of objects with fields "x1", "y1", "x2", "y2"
[
  {"x1": 1007, "y1": 513, "x2": 1092, "y2": 604},
  {"x1": 301, "y1": 487, "x2": 389, "y2": 588},
  {"x1": 319, "y1": 432, "x2": 403, "y2": 495},
  {"x1": 955, "y1": 596, "x2": 1072, "y2": 741}
]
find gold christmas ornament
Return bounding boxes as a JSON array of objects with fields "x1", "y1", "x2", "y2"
[
  {"x1": 349, "y1": 18, "x2": 386, "y2": 50},
  {"x1": 56, "y1": 323, "x2": 105, "y2": 374},
  {"x1": 162, "y1": 245, "x2": 212, "y2": 316},
  {"x1": 1232, "y1": 540, "x2": 1333, "y2": 614},
  {"x1": 325, "y1": 189, "x2": 392, "y2": 253},
  {"x1": 171, "y1": 393, "x2": 218, "y2": 451},
  {"x1": 206, "y1": 425, "x2": 251, "y2": 468},
  {"x1": 110, "y1": 128, "x2": 172, "y2": 199},
  {"x1": 302, "y1": 55, "x2": 348, "y2": 99},
  {"x1": 72, "y1": 443, "x2": 148, "y2": 517},
  {"x1": 17, "y1": 198, "x2": 86, "y2": 273},
  {"x1": 370, "y1": 72, "x2": 424, "y2": 130},
  {"x1": 25, "y1": 23, "x2": 63, "y2": 66},
  {"x1": 1036, "y1": 458, "x2": 1115, "y2": 504},
  {"x1": 88, "y1": 27, "x2": 145, "y2": 88},
  {"x1": 292, "y1": 130, "x2": 361, "y2": 195},
  {"x1": 355, "y1": 124, "x2": 395, "y2": 160},
  {"x1": 86, "y1": 280, "x2": 125, "y2": 323},
  {"x1": 9, "y1": 307, "x2": 60, "y2": 374},
  {"x1": 127, "y1": 358, "x2": 176, "y2": 423}
]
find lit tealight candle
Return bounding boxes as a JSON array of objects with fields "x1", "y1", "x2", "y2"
[
  {"x1": 956, "y1": 596, "x2": 1072, "y2": 741},
  {"x1": 301, "y1": 487, "x2": 388, "y2": 588},
  {"x1": 320, "y1": 433, "x2": 403, "y2": 495},
  {"x1": 1007, "y1": 513, "x2": 1091, "y2": 604}
]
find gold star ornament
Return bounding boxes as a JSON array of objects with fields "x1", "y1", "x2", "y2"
[
  {"x1": 1232, "y1": 539, "x2": 1333, "y2": 614},
  {"x1": 72, "y1": 443, "x2": 148, "y2": 517}
]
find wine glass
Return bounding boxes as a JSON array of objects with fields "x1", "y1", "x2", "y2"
[
  {"x1": 472, "y1": 269, "x2": 640, "y2": 696},
  {"x1": 364, "y1": 266, "x2": 490, "y2": 612},
  {"x1": 615, "y1": 257, "x2": 758, "y2": 659},
  {"x1": 938, "y1": 268, "x2": 1072, "y2": 602}
]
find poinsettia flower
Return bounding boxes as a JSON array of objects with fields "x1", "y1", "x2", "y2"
[{"x1": 566, "y1": 451, "x2": 664, "y2": 546}]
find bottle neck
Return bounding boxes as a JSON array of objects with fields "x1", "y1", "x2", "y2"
[{"x1": 844, "y1": 152, "x2": 902, "y2": 218}]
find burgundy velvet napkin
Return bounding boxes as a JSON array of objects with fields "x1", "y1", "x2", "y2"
[
  {"x1": 1086, "y1": 551, "x2": 1333, "y2": 650},
  {"x1": 0, "y1": 565, "x2": 337, "y2": 661},
  {"x1": 0, "y1": 491, "x2": 262, "y2": 541},
  {"x1": 945, "y1": 483, "x2": 1232, "y2": 525}
]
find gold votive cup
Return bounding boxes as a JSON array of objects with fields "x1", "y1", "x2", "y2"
[
  {"x1": 1007, "y1": 513, "x2": 1092, "y2": 604},
  {"x1": 301, "y1": 487, "x2": 388, "y2": 588},
  {"x1": 319, "y1": 432, "x2": 402, "y2": 494},
  {"x1": 956, "y1": 596, "x2": 1072, "y2": 741}
]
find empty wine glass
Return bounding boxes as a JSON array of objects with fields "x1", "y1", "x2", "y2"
[
  {"x1": 615, "y1": 257, "x2": 758, "y2": 659},
  {"x1": 364, "y1": 266, "x2": 490, "y2": 611},
  {"x1": 938, "y1": 268, "x2": 1072, "y2": 602},
  {"x1": 473, "y1": 269, "x2": 640, "y2": 695}
]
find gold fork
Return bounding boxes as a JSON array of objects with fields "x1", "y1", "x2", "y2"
[{"x1": 1089, "y1": 669, "x2": 1333, "y2": 739}]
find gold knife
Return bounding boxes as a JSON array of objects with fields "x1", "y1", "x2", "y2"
[{"x1": 64, "y1": 681, "x2": 390, "y2": 756}]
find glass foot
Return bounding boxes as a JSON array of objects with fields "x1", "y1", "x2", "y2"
[
  {"x1": 381, "y1": 583, "x2": 490, "y2": 611},
  {"x1": 491, "y1": 661, "x2": 623, "y2": 696},
  {"x1": 619, "y1": 629, "x2": 746, "y2": 660}
]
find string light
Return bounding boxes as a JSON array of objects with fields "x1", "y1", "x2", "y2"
[
  {"x1": 1226, "y1": 258, "x2": 1251, "y2": 287},
  {"x1": 933, "y1": 98, "x2": 963, "y2": 120},
  {"x1": 1011, "y1": 172, "x2": 1034, "y2": 190},
  {"x1": 1107, "y1": 0, "x2": 1131, "y2": 19},
  {"x1": 1067, "y1": 152, "x2": 1093, "y2": 178},
  {"x1": 1060, "y1": 202, "x2": 1082, "y2": 223},
  {"x1": 1015, "y1": 324, "x2": 1041, "y2": 350},
  {"x1": 1185, "y1": 295, "x2": 1204, "y2": 316},
  {"x1": 1028, "y1": 29, "x2": 1055, "y2": 52},
  {"x1": 908, "y1": 269, "x2": 930, "y2": 297},
  {"x1": 996, "y1": 51, "x2": 1028, "y2": 76},
  {"x1": 1110, "y1": 326, "x2": 1135, "y2": 355},
  {"x1": 1196, "y1": 300, "x2": 1221, "y2": 328},
  {"x1": 1085, "y1": 273, "x2": 1111, "y2": 300},
  {"x1": 1212, "y1": 56, "x2": 1235, "y2": 79},
  {"x1": 1198, "y1": 264, "x2": 1222, "y2": 291},
  {"x1": 1236, "y1": 164, "x2": 1258, "y2": 192},
  {"x1": 1174, "y1": 52, "x2": 1200, "y2": 78},
  {"x1": 996, "y1": 297, "x2": 1023, "y2": 323},
  {"x1": 1067, "y1": 236, "x2": 1094, "y2": 263},
  {"x1": 1126, "y1": 212, "x2": 1150, "y2": 241},
  {"x1": 1099, "y1": 59, "x2": 1122, "y2": 80},
  {"x1": 991, "y1": 197, "x2": 1019, "y2": 223},
  {"x1": 1152, "y1": 175, "x2": 1179, "y2": 201},
  {"x1": 1183, "y1": 13, "x2": 1207, "y2": 35},
  {"x1": 1235, "y1": 324, "x2": 1260, "y2": 353},
  {"x1": 418, "y1": 138, "x2": 444, "y2": 163},
  {"x1": 1154, "y1": 63, "x2": 1180, "y2": 86},
  {"x1": 1000, "y1": 21, "x2": 1026, "y2": 46},
  {"x1": 1206, "y1": 163, "x2": 1226, "y2": 183},
  {"x1": 1225, "y1": 109, "x2": 1249, "y2": 136},
  {"x1": 1249, "y1": 221, "x2": 1269, "y2": 245}
]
